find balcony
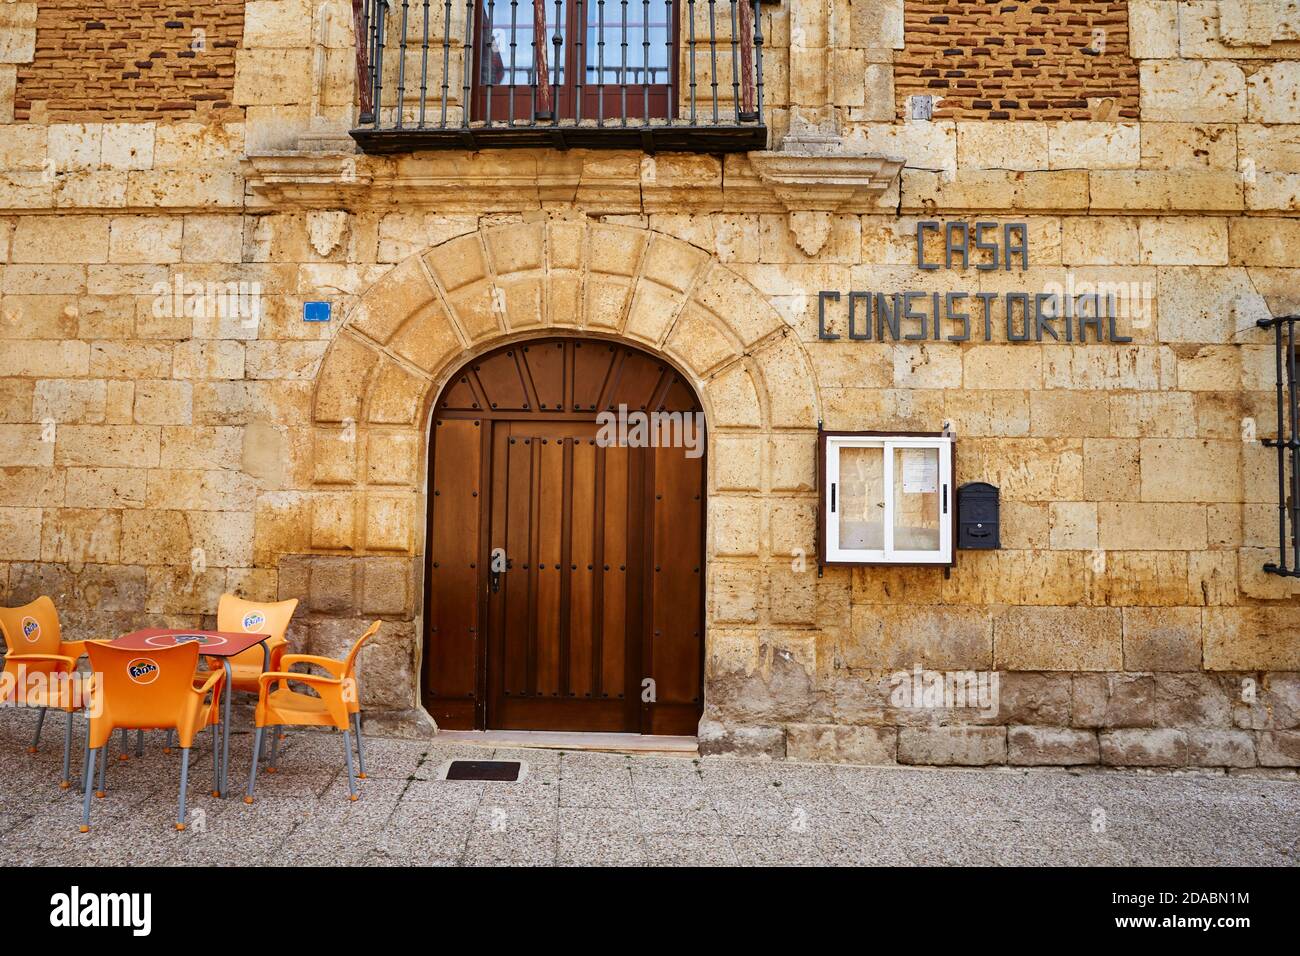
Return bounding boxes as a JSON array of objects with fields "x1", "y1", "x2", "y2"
[{"x1": 349, "y1": 0, "x2": 768, "y2": 153}]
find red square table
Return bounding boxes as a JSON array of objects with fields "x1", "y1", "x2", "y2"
[{"x1": 107, "y1": 629, "x2": 272, "y2": 798}]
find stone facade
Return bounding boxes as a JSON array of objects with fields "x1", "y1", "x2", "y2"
[{"x1": 0, "y1": 0, "x2": 1298, "y2": 767}]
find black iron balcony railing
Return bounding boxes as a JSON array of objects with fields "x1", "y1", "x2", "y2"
[
  {"x1": 350, "y1": 0, "x2": 766, "y2": 152},
  {"x1": 1259, "y1": 313, "x2": 1300, "y2": 578}
]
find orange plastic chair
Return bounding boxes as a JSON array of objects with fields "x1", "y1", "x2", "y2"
[
  {"x1": 211, "y1": 595, "x2": 298, "y2": 692},
  {"x1": 80, "y1": 641, "x2": 225, "y2": 833},
  {"x1": 245, "y1": 621, "x2": 381, "y2": 804},
  {"x1": 0, "y1": 597, "x2": 91, "y2": 789}
]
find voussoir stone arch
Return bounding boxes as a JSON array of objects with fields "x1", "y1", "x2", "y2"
[{"x1": 311, "y1": 219, "x2": 822, "y2": 434}]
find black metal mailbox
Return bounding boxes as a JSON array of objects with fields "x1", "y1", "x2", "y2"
[{"x1": 957, "y1": 482, "x2": 1000, "y2": 550}]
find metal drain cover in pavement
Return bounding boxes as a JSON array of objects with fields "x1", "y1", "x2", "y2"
[{"x1": 445, "y1": 760, "x2": 523, "y2": 781}]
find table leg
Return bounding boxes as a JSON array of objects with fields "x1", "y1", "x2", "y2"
[
  {"x1": 219, "y1": 659, "x2": 233, "y2": 798},
  {"x1": 261, "y1": 641, "x2": 272, "y2": 764}
]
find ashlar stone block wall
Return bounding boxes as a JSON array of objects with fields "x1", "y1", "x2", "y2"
[{"x1": 0, "y1": 0, "x2": 1296, "y2": 765}]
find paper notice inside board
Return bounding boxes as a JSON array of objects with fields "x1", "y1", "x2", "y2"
[{"x1": 901, "y1": 449, "x2": 938, "y2": 494}]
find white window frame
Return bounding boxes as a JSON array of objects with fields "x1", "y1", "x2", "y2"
[{"x1": 823, "y1": 433, "x2": 954, "y2": 566}]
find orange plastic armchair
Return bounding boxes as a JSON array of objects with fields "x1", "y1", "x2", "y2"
[
  {"x1": 212, "y1": 595, "x2": 298, "y2": 693},
  {"x1": 81, "y1": 641, "x2": 225, "y2": 833},
  {"x1": 0, "y1": 597, "x2": 92, "y2": 789},
  {"x1": 245, "y1": 621, "x2": 381, "y2": 804}
]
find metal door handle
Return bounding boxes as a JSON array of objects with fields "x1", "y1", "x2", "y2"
[{"x1": 490, "y1": 558, "x2": 512, "y2": 594}]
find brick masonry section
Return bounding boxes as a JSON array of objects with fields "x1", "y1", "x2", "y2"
[
  {"x1": 895, "y1": 0, "x2": 1140, "y2": 121},
  {"x1": 14, "y1": 0, "x2": 243, "y2": 123}
]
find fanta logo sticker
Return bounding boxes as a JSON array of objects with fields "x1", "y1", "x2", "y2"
[
  {"x1": 21, "y1": 617, "x2": 40, "y2": 643},
  {"x1": 173, "y1": 634, "x2": 210, "y2": 645},
  {"x1": 242, "y1": 612, "x2": 265, "y2": 632},
  {"x1": 127, "y1": 659, "x2": 160, "y2": 685}
]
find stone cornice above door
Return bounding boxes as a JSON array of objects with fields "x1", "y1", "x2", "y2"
[{"x1": 241, "y1": 145, "x2": 906, "y2": 218}]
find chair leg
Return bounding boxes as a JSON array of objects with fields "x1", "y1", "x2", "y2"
[
  {"x1": 353, "y1": 712, "x2": 368, "y2": 779},
  {"x1": 80, "y1": 747, "x2": 97, "y2": 832},
  {"x1": 118, "y1": 727, "x2": 129, "y2": 762},
  {"x1": 342, "y1": 729, "x2": 358, "y2": 801},
  {"x1": 80, "y1": 735, "x2": 91, "y2": 794},
  {"x1": 209, "y1": 723, "x2": 220, "y2": 797},
  {"x1": 176, "y1": 747, "x2": 190, "y2": 831},
  {"x1": 164, "y1": 728, "x2": 174, "y2": 754},
  {"x1": 96, "y1": 744, "x2": 107, "y2": 798},
  {"x1": 29, "y1": 706, "x2": 47, "y2": 753},
  {"x1": 60, "y1": 710, "x2": 74, "y2": 789},
  {"x1": 267, "y1": 726, "x2": 279, "y2": 773},
  {"x1": 244, "y1": 727, "x2": 264, "y2": 805}
]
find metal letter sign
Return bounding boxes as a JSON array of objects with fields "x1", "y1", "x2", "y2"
[{"x1": 818, "y1": 221, "x2": 1133, "y2": 345}]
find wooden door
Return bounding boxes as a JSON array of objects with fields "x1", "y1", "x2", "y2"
[{"x1": 423, "y1": 338, "x2": 705, "y2": 735}]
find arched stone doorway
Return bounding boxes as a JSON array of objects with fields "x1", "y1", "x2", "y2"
[
  {"x1": 304, "y1": 220, "x2": 823, "y2": 738},
  {"x1": 426, "y1": 336, "x2": 706, "y2": 734}
]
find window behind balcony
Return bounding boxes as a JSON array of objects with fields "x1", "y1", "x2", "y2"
[
  {"x1": 352, "y1": 0, "x2": 766, "y2": 153},
  {"x1": 476, "y1": 1, "x2": 673, "y2": 122}
]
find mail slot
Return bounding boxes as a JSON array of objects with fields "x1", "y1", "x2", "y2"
[{"x1": 957, "y1": 482, "x2": 1000, "y2": 550}]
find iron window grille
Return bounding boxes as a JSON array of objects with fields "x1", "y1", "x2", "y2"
[
  {"x1": 350, "y1": 0, "x2": 766, "y2": 152},
  {"x1": 1257, "y1": 313, "x2": 1300, "y2": 578}
]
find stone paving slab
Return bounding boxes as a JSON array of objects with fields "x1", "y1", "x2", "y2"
[{"x1": 0, "y1": 711, "x2": 1296, "y2": 867}]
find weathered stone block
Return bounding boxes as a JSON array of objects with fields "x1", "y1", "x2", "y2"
[
  {"x1": 310, "y1": 496, "x2": 355, "y2": 551},
  {"x1": 995, "y1": 607, "x2": 1122, "y2": 671},
  {"x1": 1097, "y1": 501, "x2": 1207, "y2": 551},
  {"x1": 1083, "y1": 438, "x2": 1140, "y2": 500},
  {"x1": 0, "y1": 507, "x2": 40, "y2": 561},
  {"x1": 1072, "y1": 673, "x2": 1155, "y2": 728},
  {"x1": 698, "y1": 720, "x2": 785, "y2": 759},
  {"x1": 768, "y1": 565, "x2": 817, "y2": 626},
  {"x1": 64, "y1": 467, "x2": 145, "y2": 510},
  {"x1": 1048, "y1": 502, "x2": 1098, "y2": 550},
  {"x1": 1247, "y1": 62, "x2": 1300, "y2": 124},
  {"x1": 1141, "y1": 60, "x2": 1246, "y2": 123},
  {"x1": 897, "y1": 726, "x2": 1007, "y2": 766},
  {"x1": 359, "y1": 557, "x2": 415, "y2": 617},
  {"x1": 1138, "y1": 216, "x2": 1228, "y2": 265},
  {"x1": 786, "y1": 724, "x2": 897, "y2": 765},
  {"x1": 133, "y1": 381, "x2": 192, "y2": 426},
  {"x1": 1007, "y1": 726, "x2": 1099, "y2": 766},
  {"x1": 1140, "y1": 439, "x2": 1241, "y2": 502},
  {"x1": 1122, "y1": 607, "x2": 1203, "y2": 671},
  {"x1": 1205, "y1": 607, "x2": 1300, "y2": 670},
  {"x1": 997, "y1": 672, "x2": 1073, "y2": 726},
  {"x1": 12, "y1": 215, "x2": 109, "y2": 263},
  {"x1": 55, "y1": 425, "x2": 160, "y2": 469},
  {"x1": 1257, "y1": 731, "x2": 1300, "y2": 767},
  {"x1": 365, "y1": 495, "x2": 416, "y2": 552},
  {"x1": 109, "y1": 216, "x2": 182, "y2": 264},
  {"x1": 849, "y1": 604, "x2": 992, "y2": 670},
  {"x1": 1100, "y1": 728, "x2": 1188, "y2": 766},
  {"x1": 1186, "y1": 729, "x2": 1256, "y2": 768},
  {"x1": 307, "y1": 557, "x2": 357, "y2": 615},
  {"x1": 1155, "y1": 672, "x2": 1235, "y2": 728},
  {"x1": 1048, "y1": 122, "x2": 1140, "y2": 170}
]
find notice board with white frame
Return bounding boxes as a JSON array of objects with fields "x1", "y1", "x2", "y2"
[{"x1": 818, "y1": 431, "x2": 955, "y2": 567}]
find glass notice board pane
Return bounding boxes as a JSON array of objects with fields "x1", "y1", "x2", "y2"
[
  {"x1": 838, "y1": 445, "x2": 885, "y2": 552},
  {"x1": 892, "y1": 446, "x2": 941, "y2": 552}
]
